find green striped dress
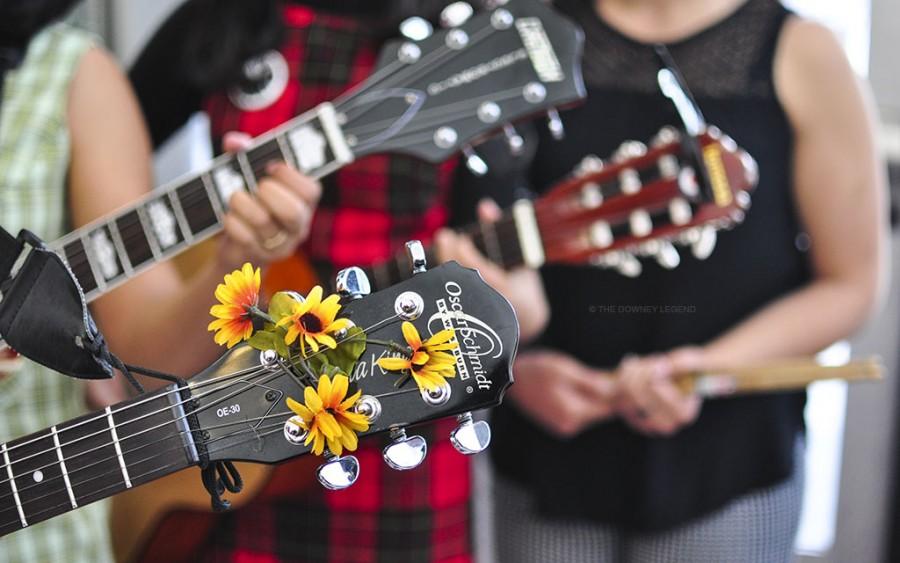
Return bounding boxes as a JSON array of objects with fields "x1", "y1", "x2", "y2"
[{"x1": 0, "y1": 23, "x2": 114, "y2": 563}]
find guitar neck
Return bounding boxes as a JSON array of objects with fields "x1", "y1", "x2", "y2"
[
  {"x1": 0, "y1": 383, "x2": 199, "y2": 537},
  {"x1": 50, "y1": 103, "x2": 352, "y2": 304},
  {"x1": 365, "y1": 202, "x2": 537, "y2": 290}
]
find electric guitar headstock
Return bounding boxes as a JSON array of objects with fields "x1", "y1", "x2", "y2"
[
  {"x1": 338, "y1": 0, "x2": 585, "y2": 168},
  {"x1": 191, "y1": 256, "x2": 517, "y2": 489}
]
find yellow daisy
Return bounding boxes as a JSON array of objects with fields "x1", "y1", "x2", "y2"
[
  {"x1": 208, "y1": 263, "x2": 261, "y2": 348},
  {"x1": 276, "y1": 286, "x2": 352, "y2": 356},
  {"x1": 376, "y1": 322, "x2": 458, "y2": 392},
  {"x1": 286, "y1": 374, "x2": 370, "y2": 456}
]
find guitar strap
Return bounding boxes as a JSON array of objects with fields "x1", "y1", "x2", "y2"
[{"x1": 0, "y1": 225, "x2": 116, "y2": 380}]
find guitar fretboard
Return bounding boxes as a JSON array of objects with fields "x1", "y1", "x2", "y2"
[
  {"x1": 364, "y1": 212, "x2": 527, "y2": 290},
  {"x1": 0, "y1": 384, "x2": 197, "y2": 536},
  {"x1": 51, "y1": 103, "x2": 352, "y2": 303}
]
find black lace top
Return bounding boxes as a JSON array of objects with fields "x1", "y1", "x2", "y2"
[{"x1": 489, "y1": 0, "x2": 811, "y2": 531}]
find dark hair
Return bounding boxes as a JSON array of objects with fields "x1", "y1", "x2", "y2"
[
  {"x1": 0, "y1": 0, "x2": 82, "y2": 48},
  {"x1": 182, "y1": 0, "x2": 452, "y2": 92}
]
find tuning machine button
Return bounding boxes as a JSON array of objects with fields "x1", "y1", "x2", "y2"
[
  {"x1": 463, "y1": 146, "x2": 489, "y2": 176},
  {"x1": 576, "y1": 155, "x2": 604, "y2": 176},
  {"x1": 317, "y1": 454, "x2": 360, "y2": 490},
  {"x1": 614, "y1": 140, "x2": 648, "y2": 163},
  {"x1": 383, "y1": 428, "x2": 428, "y2": 471},
  {"x1": 399, "y1": 16, "x2": 433, "y2": 41},
  {"x1": 629, "y1": 210, "x2": 653, "y2": 238},
  {"x1": 546, "y1": 109, "x2": 565, "y2": 140},
  {"x1": 692, "y1": 226, "x2": 718, "y2": 260},
  {"x1": 336, "y1": 267, "x2": 371, "y2": 300},
  {"x1": 405, "y1": 240, "x2": 428, "y2": 274},
  {"x1": 668, "y1": 198, "x2": 693, "y2": 226},
  {"x1": 614, "y1": 252, "x2": 643, "y2": 278},
  {"x1": 654, "y1": 241, "x2": 681, "y2": 270},
  {"x1": 450, "y1": 413, "x2": 491, "y2": 455},
  {"x1": 441, "y1": 2, "x2": 474, "y2": 28},
  {"x1": 503, "y1": 124, "x2": 525, "y2": 156},
  {"x1": 651, "y1": 126, "x2": 681, "y2": 148}
]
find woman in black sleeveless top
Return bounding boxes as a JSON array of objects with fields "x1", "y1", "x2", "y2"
[{"x1": 488, "y1": 0, "x2": 887, "y2": 561}]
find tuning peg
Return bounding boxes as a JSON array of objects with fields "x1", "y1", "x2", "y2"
[
  {"x1": 613, "y1": 141, "x2": 648, "y2": 163},
  {"x1": 399, "y1": 16, "x2": 433, "y2": 41},
  {"x1": 441, "y1": 2, "x2": 474, "y2": 28},
  {"x1": 503, "y1": 124, "x2": 525, "y2": 156},
  {"x1": 317, "y1": 454, "x2": 360, "y2": 490},
  {"x1": 651, "y1": 126, "x2": 681, "y2": 148},
  {"x1": 654, "y1": 241, "x2": 681, "y2": 269},
  {"x1": 735, "y1": 190, "x2": 752, "y2": 211},
  {"x1": 589, "y1": 220, "x2": 613, "y2": 249},
  {"x1": 383, "y1": 428, "x2": 428, "y2": 470},
  {"x1": 405, "y1": 240, "x2": 427, "y2": 274},
  {"x1": 576, "y1": 155, "x2": 604, "y2": 176},
  {"x1": 739, "y1": 150, "x2": 759, "y2": 186},
  {"x1": 692, "y1": 226, "x2": 717, "y2": 260},
  {"x1": 614, "y1": 252, "x2": 643, "y2": 278},
  {"x1": 463, "y1": 146, "x2": 489, "y2": 176},
  {"x1": 668, "y1": 198, "x2": 693, "y2": 226},
  {"x1": 450, "y1": 413, "x2": 491, "y2": 455},
  {"x1": 629, "y1": 210, "x2": 653, "y2": 238},
  {"x1": 336, "y1": 267, "x2": 371, "y2": 299},
  {"x1": 546, "y1": 109, "x2": 565, "y2": 140}
]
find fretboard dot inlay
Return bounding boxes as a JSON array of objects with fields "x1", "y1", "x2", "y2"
[
  {"x1": 289, "y1": 125, "x2": 327, "y2": 172},
  {"x1": 213, "y1": 166, "x2": 246, "y2": 208},
  {"x1": 147, "y1": 201, "x2": 178, "y2": 249},
  {"x1": 89, "y1": 230, "x2": 120, "y2": 280},
  {"x1": 32, "y1": 470, "x2": 43, "y2": 483}
]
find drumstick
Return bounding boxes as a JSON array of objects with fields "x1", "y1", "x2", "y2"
[{"x1": 674, "y1": 357, "x2": 884, "y2": 397}]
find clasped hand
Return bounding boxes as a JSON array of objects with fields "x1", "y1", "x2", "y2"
[{"x1": 510, "y1": 348, "x2": 705, "y2": 438}]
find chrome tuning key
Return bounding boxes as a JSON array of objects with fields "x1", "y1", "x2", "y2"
[
  {"x1": 450, "y1": 412, "x2": 491, "y2": 455},
  {"x1": 383, "y1": 428, "x2": 428, "y2": 471},
  {"x1": 546, "y1": 109, "x2": 565, "y2": 140},
  {"x1": 405, "y1": 241, "x2": 427, "y2": 274},
  {"x1": 503, "y1": 124, "x2": 525, "y2": 156},
  {"x1": 441, "y1": 2, "x2": 474, "y2": 28},
  {"x1": 336, "y1": 267, "x2": 371, "y2": 300},
  {"x1": 317, "y1": 454, "x2": 360, "y2": 490},
  {"x1": 615, "y1": 252, "x2": 643, "y2": 278},
  {"x1": 463, "y1": 146, "x2": 489, "y2": 176},
  {"x1": 691, "y1": 226, "x2": 718, "y2": 260},
  {"x1": 399, "y1": 16, "x2": 434, "y2": 41},
  {"x1": 654, "y1": 241, "x2": 681, "y2": 270}
]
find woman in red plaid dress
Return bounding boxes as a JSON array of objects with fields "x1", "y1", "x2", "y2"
[{"x1": 130, "y1": 1, "x2": 548, "y2": 562}]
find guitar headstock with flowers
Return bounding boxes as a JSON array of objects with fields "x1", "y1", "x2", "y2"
[{"x1": 200, "y1": 247, "x2": 518, "y2": 489}]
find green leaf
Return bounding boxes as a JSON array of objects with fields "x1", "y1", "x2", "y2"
[
  {"x1": 307, "y1": 327, "x2": 367, "y2": 376},
  {"x1": 268, "y1": 292, "x2": 298, "y2": 324},
  {"x1": 274, "y1": 336, "x2": 291, "y2": 359},
  {"x1": 246, "y1": 330, "x2": 278, "y2": 352}
]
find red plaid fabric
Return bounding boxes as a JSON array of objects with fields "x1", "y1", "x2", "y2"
[
  {"x1": 196, "y1": 6, "x2": 471, "y2": 563},
  {"x1": 204, "y1": 6, "x2": 457, "y2": 276}
]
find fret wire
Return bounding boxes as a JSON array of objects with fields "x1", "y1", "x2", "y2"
[
  {"x1": 136, "y1": 205, "x2": 163, "y2": 259},
  {"x1": 276, "y1": 133, "x2": 297, "y2": 170},
  {"x1": 201, "y1": 172, "x2": 226, "y2": 221},
  {"x1": 51, "y1": 427, "x2": 77, "y2": 509},
  {"x1": 105, "y1": 407, "x2": 132, "y2": 489},
  {"x1": 167, "y1": 191, "x2": 194, "y2": 244},
  {"x1": 78, "y1": 234, "x2": 107, "y2": 293},
  {"x1": 106, "y1": 222, "x2": 134, "y2": 277},
  {"x1": 236, "y1": 152, "x2": 258, "y2": 193},
  {"x1": 1, "y1": 443, "x2": 26, "y2": 527}
]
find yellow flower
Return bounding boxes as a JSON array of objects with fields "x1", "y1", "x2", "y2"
[
  {"x1": 376, "y1": 322, "x2": 458, "y2": 392},
  {"x1": 276, "y1": 286, "x2": 352, "y2": 356},
  {"x1": 286, "y1": 374, "x2": 370, "y2": 456},
  {"x1": 208, "y1": 263, "x2": 261, "y2": 348}
]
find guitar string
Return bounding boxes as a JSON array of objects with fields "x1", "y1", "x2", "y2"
[
  {"x1": 337, "y1": 22, "x2": 496, "y2": 122},
  {"x1": 0, "y1": 379, "x2": 425, "y2": 519},
  {"x1": 0, "y1": 314, "x2": 401, "y2": 478}
]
